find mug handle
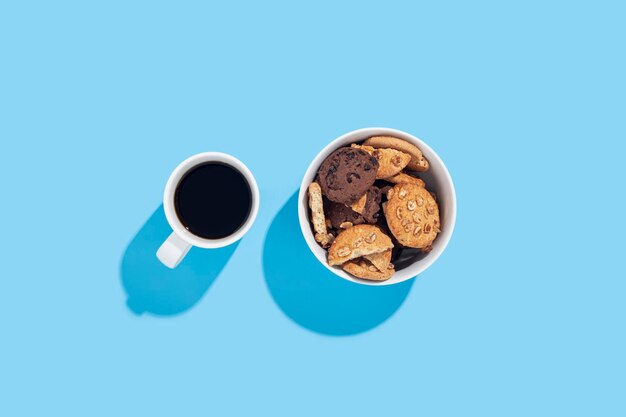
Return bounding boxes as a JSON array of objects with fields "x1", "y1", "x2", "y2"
[{"x1": 156, "y1": 232, "x2": 192, "y2": 269}]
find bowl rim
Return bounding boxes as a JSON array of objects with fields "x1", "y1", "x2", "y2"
[{"x1": 297, "y1": 127, "x2": 457, "y2": 286}]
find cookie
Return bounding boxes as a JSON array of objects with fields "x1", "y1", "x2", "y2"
[
  {"x1": 364, "y1": 249, "x2": 392, "y2": 272},
  {"x1": 342, "y1": 257, "x2": 394, "y2": 281},
  {"x1": 386, "y1": 172, "x2": 425, "y2": 188},
  {"x1": 327, "y1": 224, "x2": 393, "y2": 266},
  {"x1": 349, "y1": 193, "x2": 367, "y2": 214},
  {"x1": 308, "y1": 182, "x2": 333, "y2": 248},
  {"x1": 361, "y1": 186, "x2": 382, "y2": 224},
  {"x1": 326, "y1": 186, "x2": 382, "y2": 228},
  {"x1": 378, "y1": 184, "x2": 392, "y2": 199},
  {"x1": 325, "y1": 200, "x2": 364, "y2": 229},
  {"x1": 317, "y1": 147, "x2": 379, "y2": 205},
  {"x1": 352, "y1": 144, "x2": 411, "y2": 179},
  {"x1": 363, "y1": 136, "x2": 429, "y2": 172},
  {"x1": 384, "y1": 183, "x2": 441, "y2": 249}
]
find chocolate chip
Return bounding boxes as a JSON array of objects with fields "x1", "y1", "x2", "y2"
[
  {"x1": 346, "y1": 172, "x2": 360, "y2": 183},
  {"x1": 364, "y1": 164, "x2": 371, "y2": 171}
]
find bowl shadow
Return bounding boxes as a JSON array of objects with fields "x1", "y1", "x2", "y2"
[
  {"x1": 120, "y1": 205, "x2": 238, "y2": 316},
  {"x1": 263, "y1": 192, "x2": 415, "y2": 336}
]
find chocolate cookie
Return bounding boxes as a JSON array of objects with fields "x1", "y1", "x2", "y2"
[
  {"x1": 317, "y1": 147, "x2": 379, "y2": 205},
  {"x1": 361, "y1": 186, "x2": 382, "y2": 224},
  {"x1": 325, "y1": 199, "x2": 364, "y2": 229},
  {"x1": 325, "y1": 186, "x2": 382, "y2": 228}
]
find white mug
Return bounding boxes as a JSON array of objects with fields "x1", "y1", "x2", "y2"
[{"x1": 156, "y1": 152, "x2": 260, "y2": 269}]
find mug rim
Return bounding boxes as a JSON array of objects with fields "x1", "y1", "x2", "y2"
[
  {"x1": 297, "y1": 127, "x2": 457, "y2": 286},
  {"x1": 163, "y1": 152, "x2": 260, "y2": 249}
]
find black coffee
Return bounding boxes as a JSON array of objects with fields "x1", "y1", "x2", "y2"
[{"x1": 174, "y1": 162, "x2": 252, "y2": 240}]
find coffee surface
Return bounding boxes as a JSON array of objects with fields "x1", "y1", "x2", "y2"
[{"x1": 175, "y1": 162, "x2": 252, "y2": 239}]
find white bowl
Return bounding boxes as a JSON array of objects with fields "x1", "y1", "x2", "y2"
[{"x1": 298, "y1": 127, "x2": 457, "y2": 286}]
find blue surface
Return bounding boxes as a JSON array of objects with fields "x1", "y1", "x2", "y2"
[
  {"x1": 264, "y1": 192, "x2": 414, "y2": 335},
  {"x1": 1, "y1": 1, "x2": 625, "y2": 416}
]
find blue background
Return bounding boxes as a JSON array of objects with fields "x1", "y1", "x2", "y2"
[{"x1": 1, "y1": 1, "x2": 625, "y2": 415}]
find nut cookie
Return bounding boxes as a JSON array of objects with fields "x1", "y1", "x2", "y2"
[
  {"x1": 327, "y1": 224, "x2": 393, "y2": 266},
  {"x1": 363, "y1": 136, "x2": 429, "y2": 172},
  {"x1": 386, "y1": 172, "x2": 425, "y2": 188},
  {"x1": 308, "y1": 182, "x2": 333, "y2": 247},
  {"x1": 364, "y1": 249, "x2": 392, "y2": 272},
  {"x1": 342, "y1": 258, "x2": 394, "y2": 281},
  {"x1": 384, "y1": 183, "x2": 440, "y2": 249},
  {"x1": 351, "y1": 144, "x2": 411, "y2": 179}
]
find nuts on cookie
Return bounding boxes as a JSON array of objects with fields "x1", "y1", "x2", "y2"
[
  {"x1": 384, "y1": 183, "x2": 440, "y2": 249},
  {"x1": 337, "y1": 246, "x2": 351, "y2": 257},
  {"x1": 327, "y1": 224, "x2": 393, "y2": 266}
]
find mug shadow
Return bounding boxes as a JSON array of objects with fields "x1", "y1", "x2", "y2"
[
  {"x1": 263, "y1": 192, "x2": 415, "y2": 336},
  {"x1": 120, "y1": 205, "x2": 238, "y2": 316}
]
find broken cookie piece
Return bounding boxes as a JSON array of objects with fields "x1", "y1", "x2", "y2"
[
  {"x1": 385, "y1": 172, "x2": 425, "y2": 187},
  {"x1": 325, "y1": 199, "x2": 365, "y2": 229},
  {"x1": 342, "y1": 257, "x2": 394, "y2": 281},
  {"x1": 349, "y1": 193, "x2": 367, "y2": 214},
  {"x1": 327, "y1": 224, "x2": 393, "y2": 266},
  {"x1": 352, "y1": 144, "x2": 411, "y2": 179},
  {"x1": 364, "y1": 249, "x2": 392, "y2": 272},
  {"x1": 363, "y1": 136, "x2": 429, "y2": 172},
  {"x1": 361, "y1": 186, "x2": 382, "y2": 224},
  {"x1": 308, "y1": 182, "x2": 333, "y2": 248}
]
